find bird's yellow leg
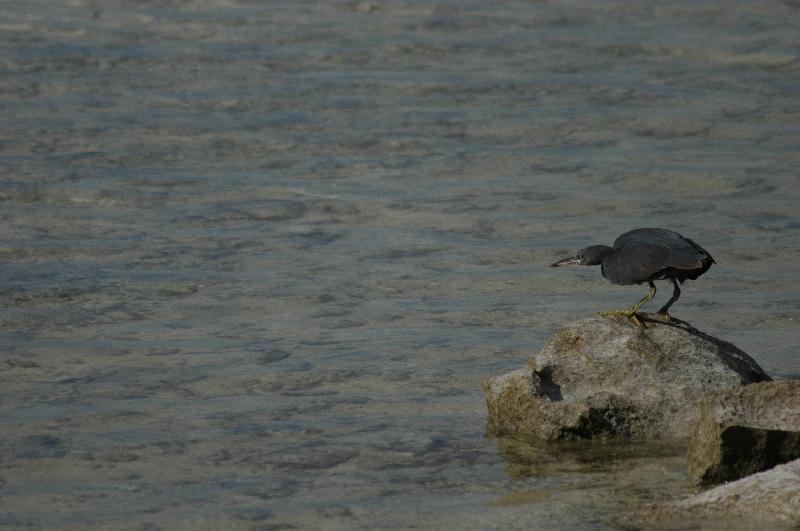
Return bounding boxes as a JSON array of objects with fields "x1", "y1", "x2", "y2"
[
  {"x1": 599, "y1": 281, "x2": 657, "y2": 327},
  {"x1": 640, "y1": 279, "x2": 680, "y2": 323}
]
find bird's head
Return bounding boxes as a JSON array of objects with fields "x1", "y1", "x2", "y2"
[{"x1": 550, "y1": 245, "x2": 611, "y2": 267}]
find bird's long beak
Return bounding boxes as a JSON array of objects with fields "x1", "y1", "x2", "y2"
[{"x1": 550, "y1": 255, "x2": 582, "y2": 267}]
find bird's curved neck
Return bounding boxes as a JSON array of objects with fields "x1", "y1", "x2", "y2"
[{"x1": 584, "y1": 245, "x2": 614, "y2": 266}]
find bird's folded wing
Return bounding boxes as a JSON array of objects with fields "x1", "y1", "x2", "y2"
[{"x1": 603, "y1": 240, "x2": 703, "y2": 285}]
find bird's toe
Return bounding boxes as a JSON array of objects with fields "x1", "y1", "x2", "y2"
[
  {"x1": 598, "y1": 309, "x2": 646, "y2": 328},
  {"x1": 641, "y1": 311, "x2": 671, "y2": 322}
]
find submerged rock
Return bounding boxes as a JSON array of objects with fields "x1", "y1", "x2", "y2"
[
  {"x1": 484, "y1": 316, "x2": 770, "y2": 441},
  {"x1": 645, "y1": 458, "x2": 800, "y2": 528},
  {"x1": 687, "y1": 380, "x2": 800, "y2": 485}
]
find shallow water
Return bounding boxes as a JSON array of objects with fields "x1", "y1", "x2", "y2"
[{"x1": 1, "y1": 0, "x2": 799, "y2": 528}]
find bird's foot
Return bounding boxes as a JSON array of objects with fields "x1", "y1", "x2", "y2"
[
  {"x1": 640, "y1": 311, "x2": 671, "y2": 323},
  {"x1": 598, "y1": 309, "x2": 645, "y2": 328}
]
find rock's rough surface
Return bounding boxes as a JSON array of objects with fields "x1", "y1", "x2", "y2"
[
  {"x1": 484, "y1": 316, "x2": 770, "y2": 441},
  {"x1": 687, "y1": 380, "x2": 800, "y2": 485},
  {"x1": 645, "y1": 458, "x2": 800, "y2": 528}
]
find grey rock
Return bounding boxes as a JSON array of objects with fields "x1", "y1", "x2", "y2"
[
  {"x1": 645, "y1": 458, "x2": 800, "y2": 528},
  {"x1": 687, "y1": 380, "x2": 800, "y2": 485},
  {"x1": 484, "y1": 316, "x2": 770, "y2": 441}
]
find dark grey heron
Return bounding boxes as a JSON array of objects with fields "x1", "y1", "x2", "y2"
[{"x1": 550, "y1": 228, "x2": 715, "y2": 326}]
